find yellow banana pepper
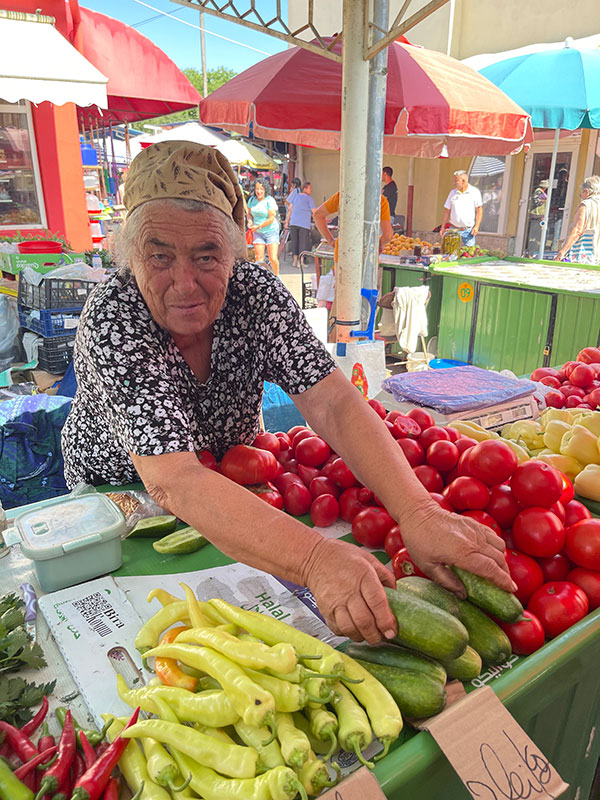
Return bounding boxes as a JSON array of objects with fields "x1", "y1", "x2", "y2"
[
  {"x1": 543, "y1": 420, "x2": 571, "y2": 453},
  {"x1": 573, "y1": 464, "x2": 600, "y2": 502},
  {"x1": 560, "y1": 425, "x2": 600, "y2": 466},
  {"x1": 536, "y1": 453, "x2": 583, "y2": 481},
  {"x1": 448, "y1": 421, "x2": 499, "y2": 441},
  {"x1": 577, "y1": 412, "x2": 600, "y2": 437}
]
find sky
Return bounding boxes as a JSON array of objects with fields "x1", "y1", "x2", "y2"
[{"x1": 80, "y1": 0, "x2": 288, "y2": 74}]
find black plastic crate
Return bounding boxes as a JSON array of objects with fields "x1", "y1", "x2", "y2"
[
  {"x1": 18, "y1": 306, "x2": 81, "y2": 337},
  {"x1": 18, "y1": 276, "x2": 95, "y2": 310},
  {"x1": 37, "y1": 335, "x2": 75, "y2": 374}
]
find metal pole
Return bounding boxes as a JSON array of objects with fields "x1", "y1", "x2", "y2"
[
  {"x1": 406, "y1": 156, "x2": 415, "y2": 236},
  {"x1": 539, "y1": 127, "x2": 560, "y2": 259},
  {"x1": 336, "y1": 0, "x2": 370, "y2": 342},
  {"x1": 200, "y1": 10, "x2": 208, "y2": 97},
  {"x1": 363, "y1": 0, "x2": 389, "y2": 293}
]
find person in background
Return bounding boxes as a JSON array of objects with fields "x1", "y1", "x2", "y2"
[
  {"x1": 285, "y1": 181, "x2": 316, "y2": 268},
  {"x1": 381, "y1": 166, "x2": 398, "y2": 222},
  {"x1": 556, "y1": 175, "x2": 600, "y2": 264},
  {"x1": 441, "y1": 170, "x2": 483, "y2": 246},
  {"x1": 286, "y1": 177, "x2": 302, "y2": 213},
  {"x1": 313, "y1": 190, "x2": 393, "y2": 260},
  {"x1": 247, "y1": 178, "x2": 280, "y2": 276}
]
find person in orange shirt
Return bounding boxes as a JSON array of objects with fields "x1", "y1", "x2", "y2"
[{"x1": 313, "y1": 190, "x2": 394, "y2": 262}]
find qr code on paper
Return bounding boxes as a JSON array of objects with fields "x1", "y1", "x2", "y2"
[{"x1": 72, "y1": 591, "x2": 125, "y2": 638}]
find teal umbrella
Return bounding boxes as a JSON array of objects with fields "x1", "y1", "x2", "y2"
[{"x1": 480, "y1": 38, "x2": 600, "y2": 257}]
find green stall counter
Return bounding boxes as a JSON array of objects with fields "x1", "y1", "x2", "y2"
[{"x1": 432, "y1": 257, "x2": 600, "y2": 375}]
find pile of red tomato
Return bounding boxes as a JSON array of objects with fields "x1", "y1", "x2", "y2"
[
  {"x1": 212, "y1": 399, "x2": 599, "y2": 656},
  {"x1": 531, "y1": 346, "x2": 600, "y2": 409}
]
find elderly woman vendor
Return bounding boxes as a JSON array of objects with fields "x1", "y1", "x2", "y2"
[{"x1": 62, "y1": 142, "x2": 514, "y2": 644}]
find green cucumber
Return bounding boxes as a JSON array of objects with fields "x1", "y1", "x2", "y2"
[
  {"x1": 345, "y1": 643, "x2": 447, "y2": 686},
  {"x1": 127, "y1": 514, "x2": 178, "y2": 538},
  {"x1": 384, "y1": 587, "x2": 468, "y2": 662},
  {"x1": 355, "y1": 659, "x2": 446, "y2": 719},
  {"x1": 395, "y1": 577, "x2": 460, "y2": 616},
  {"x1": 457, "y1": 601, "x2": 512, "y2": 666},
  {"x1": 451, "y1": 566, "x2": 523, "y2": 622},
  {"x1": 440, "y1": 645, "x2": 482, "y2": 681}
]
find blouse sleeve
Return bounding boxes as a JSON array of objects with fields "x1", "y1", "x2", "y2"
[{"x1": 75, "y1": 286, "x2": 196, "y2": 458}]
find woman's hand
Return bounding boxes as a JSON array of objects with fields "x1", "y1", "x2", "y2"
[
  {"x1": 400, "y1": 502, "x2": 515, "y2": 597},
  {"x1": 248, "y1": 225, "x2": 257, "y2": 233},
  {"x1": 301, "y1": 538, "x2": 397, "y2": 643}
]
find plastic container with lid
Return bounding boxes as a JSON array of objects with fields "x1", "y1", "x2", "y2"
[{"x1": 5, "y1": 494, "x2": 125, "y2": 592}]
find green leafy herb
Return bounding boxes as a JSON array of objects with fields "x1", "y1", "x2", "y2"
[
  {"x1": 0, "y1": 677, "x2": 56, "y2": 728},
  {"x1": 0, "y1": 593, "x2": 48, "y2": 674}
]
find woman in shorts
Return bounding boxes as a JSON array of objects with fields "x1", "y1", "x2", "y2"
[{"x1": 247, "y1": 179, "x2": 281, "y2": 275}]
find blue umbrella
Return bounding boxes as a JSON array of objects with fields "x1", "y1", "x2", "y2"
[{"x1": 480, "y1": 38, "x2": 600, "y2": 257}]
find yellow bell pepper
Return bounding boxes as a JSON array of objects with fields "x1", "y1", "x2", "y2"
[
  {"x1": 536, "y1": 453, "x2": 583, "y2": 481},
  {"x1": 507, "y1": 420, "x2": 542, "y2": 445},
  {"x1": 501, "y1": 439, "x2": 530, "y2": 464},
  {"x1": 560, "y1": 425, "x2": 600, "y2": 466},
  {"x1": 542, "y1": 420, "x2": 571, "y2": 453},
  {"x1": 577, "y1": 412, "x2": 600, "y2": 438},
  {"x1": 573, "y1": 464, "x2": 600, "y2": 502},
  {"x1": 540, "y1": 408, "x2": 572, "y2": 427}
]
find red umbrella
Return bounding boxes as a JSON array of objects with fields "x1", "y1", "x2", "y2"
[{"x1": 200, "y1": 39, "x2": 532, "y2": 157}]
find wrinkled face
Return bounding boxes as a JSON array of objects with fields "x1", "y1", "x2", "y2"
[
  {"x1": 454, "y1": 174, "x2": 468, "y2": 192},
  {"x1": 132, "y1": 202, "x2": 234, "y2": 338},
  {"x1": 254, "y1": 182, "x2": 265, "y2": 200}
]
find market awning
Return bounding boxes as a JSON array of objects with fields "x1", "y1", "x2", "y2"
[
  {"x1": 0, "y1": 10, "x2": 107, "y2": 107},
  {"x1": 76, "y1": 7, "x2": 202, "y2": 126}
]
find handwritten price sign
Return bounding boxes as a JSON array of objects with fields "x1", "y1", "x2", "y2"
[{"x1": 319, "y1": 767, "x2": 386, "y2": 799}]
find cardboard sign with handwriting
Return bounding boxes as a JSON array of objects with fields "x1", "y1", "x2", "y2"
[
  {"x1": 421, "y1": 686, "x2": 569, "y2": 800},
  {"x1": 319, "y1": 766, "x2": 386, "y2": 800}
]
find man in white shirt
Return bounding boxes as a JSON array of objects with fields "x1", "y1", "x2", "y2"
[{"x1": 441, "y1": 170, "x2": 483, "y2": 245}]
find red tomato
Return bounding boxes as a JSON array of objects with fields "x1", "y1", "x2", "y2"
[
  {"x1": 272, "y1": 461, "x2": 285, "y2": 480},
  {"x1": 296, "y1": 463, "x2": 321, "y2": 487},
  {"x1": 548, "y1": 501, "x2": 566, "y2": 524},
  {"x1": 444, "y1": 426, "x2": 461, "y2": 443},
  {"x1": 565, "y1": 519, "x2": 600, "y2": 571},
  {"x1": 248, "y1": 482, "x2": 284, "y2": 510},
  {"x1": 569, "y1": 363, "x2": 595, "y2": 388},
  {"x1": 407, "y1": 407, "x2": 435, "y2": 430},
  {"x1": 367, "y1": 397, "x2": 387, "y2": 419},
  {"x1": 528, "y1": 581, "x2": 589, "y2": 638},
  {"x1": 283, "y1": 483, "x2": 312, "y2": 516},
  {"x1": 565, "y1": 396, "x2": 584, "y2": 408},
  {"x1": 358, "y1": 488, "x2": 374, "y2": 504},
  {"x1": 559, "y1": 475, "x2": 575, "y2": 506},
  {"x1": 287, "y1": 425, "x2": 307, "y2": 440},
  {"x1": 277, "y1": 448, "x2": 295, "y2": 467},
  {"x1": 339, "y1": 487, "x2": 370, "y2": 523},
  {"x1": 392, "y1": 415, "x2": 422, "y2": 439},
  {"x1": 544, "y1": 391, "x2": 565, "y2": 408},
  {"x1": 197, "y1": 450, "x2": 219, "y2": 471},
  {"x1": 445, "y1": 476, "x2": 491, "y2": 511},
  {"x1": 413, "y1": 464, "x2": 444, "y2": 493},
  {"x1": 563, "y1": 499, "x2": 592, "y2": 527},
  {"x1": 577, "y1": 347, "x2": 600, "y2": 364},
  {"x1": 252, "y1": 432, "x2": 281, "y2": 457},
  {"x1": 461, "y1": 509, "x2": 501, "y2": 535},
  {"x1": 512, "y1": 507, "x2": 565, "y2": 558},
  {"x1": 586, "y1": 388, "x2": 600, "y2": 408},
  {"x1": 510, "y1": 460, "x2": 563, "y2": 508},
  {"x1": 351, "y1": 507, "x2": 396, "y2": 548},
  {"x1": 485, "y1": 484, "x2": 521, "y2": 529},
  {"x1": 384, "y1": 525, "x2": 405, "y2": 558},
  {"x1": 468, "y1": 440, "x2": 518, "y2": 486},
  {"x1": 531, "y1": 367, "x2": 561, "y2": 381},
  {"x1": 385, "y1": 410, "x2": 407, "y2": 424},
  {"x1": 418, "y1": 426, "x2": 451, "y2": 450},
  {"x1": 456, "y1": 449, "x2": 474, "y2": 477},
  {"x1": 291, "y1": 428, "x2": 314, "y2": 449},
  {"x1": 310, "y1": 494, "x2": 339, "y2": 527},
  {"x1": 328, "y1": 458, "x2": 358, "y2": 489},
  {"x1": 559, "y1": 385, "x2": 586, "y2": 398},
  {"x1": 567, "y1": 567, "x2": 600, "y2": 610},
  {"x1": 274, "y1": 471, "x2": 304, "y2": 495},
  {"x1": 274, "y1": 431, "x2": 292, "y2": 451},
  {"x1": 221, "y1": 445, "x2": 279, "y2": 485},
  {"x1": 392, "y1": 548, "x2": 427, "y2": 579},
  {"x1": 430, "y1": 492, "x2": 454, "y2": 511},
  {"x1": 559, "y1": 361, "x2": 579, "y2": 379},
  {"x1": 295, "y1": 436, "x2": 331, "y2": 467},
  {"x1": 539, "y1": 376, "x2": 561, "y2": 389},
  {"x1": 397, "y1": 438, "x2": 425, "y2": 467},
  {"x1": 309, "y1": 476, "x2": 340, "y2": 499},
  {"x1": 455, "y1": 436, "x2": 478, "y2": 454},
  {"x1": 499, "y1": 612, "x2": 546, "y2": 655},
  {"x1": 426, "y1": 440, "x2": 460, "y2": 472},
  {"x1": 504, "y1": 550, "x2": 544, "y2": 604},
  {"x1": 320, "y1": 454, "x2": 339, "y2": 478},
  {"x1": 445, "y1": 467, "x2": 459, "y2": 484},
  {"x1": 383, "y1": 420, "x2": 395, "y2": 436},
  {"x1": 537, "y1": 554, "x2": 571, "y2": 583}
]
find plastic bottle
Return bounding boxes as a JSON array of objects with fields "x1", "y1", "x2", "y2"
[{"x1": 91, "y1": 253, "x2": 102, "y2": 270}]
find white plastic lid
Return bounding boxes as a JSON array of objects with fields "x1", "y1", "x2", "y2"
[{"x1": 16, "y1": 494, "x2": 125, "y2": 560}]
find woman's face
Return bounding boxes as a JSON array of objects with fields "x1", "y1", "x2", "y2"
[
  {"x1": 254, "y1": 182, "x2": 265, "y2": 200},
  {"x1": 132, "y1": 202, "x2": 234, "y2": 339}
]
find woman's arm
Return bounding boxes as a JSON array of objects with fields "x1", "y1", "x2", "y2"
[
  {"x1": 131, "y1": 449, "x2": 397, "y2": 643},
  {"x1": 313, "y1": 203, "x2": 335, "y2": 247},
  {"x1": 556, "y1": 204, "x2": 587, "y2": 259}
]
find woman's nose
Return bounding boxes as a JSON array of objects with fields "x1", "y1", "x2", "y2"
[{"x1": 170, "y1": 258, "x2": 198, "y2": 293}]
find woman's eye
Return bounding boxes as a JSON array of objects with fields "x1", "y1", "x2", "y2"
[{"x1": 150, "y1": 253, "x2": 170, "y2": 265}]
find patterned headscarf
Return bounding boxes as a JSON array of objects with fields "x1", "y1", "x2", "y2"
[{"x1": 123, "y1": 141, "x2": 245, "y2": 231}]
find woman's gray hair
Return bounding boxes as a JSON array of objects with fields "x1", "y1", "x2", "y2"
[
  {"x1": 582, "y1": 175, "x2": 600, "y2": 196},
  {"x1": 115, "y1": 198, "x2": 246, "y2": 273}
]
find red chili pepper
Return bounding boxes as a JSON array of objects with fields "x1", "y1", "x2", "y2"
[
  {"x1": 72, "y1": 750, "x2": 86, "y2": 783},
  {"x1": 70, "y1": 708, "x2": 140, "y2": 800},
  {"x1": 37, "y1": 722, "x2": 55, "y2": 754},
  {"x1": 79, "y1": 731, "x2": 97, "y2": 771},
  {"x1": 33, "y1": 709, "x2": 76, "y2": 800},
  {"x1": 13, "y1": 745, "x2": 57, "y2": 780},
  {"x1": 0, "y1": 721, "x2": 38, "y2": 762},
  {"x1": 21, "y1": 697, "x2": 49, "y2": 739},
  {"x1": 102, "y1": 777, "x2": 119, "y2": 800}
]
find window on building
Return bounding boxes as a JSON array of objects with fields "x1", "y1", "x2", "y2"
[
  {"x1": 468, "y1": 155, "x2": 508, "y2": 234},
  {"x1": 0, "y1": 100, "x2": 45, "y2": 228}
]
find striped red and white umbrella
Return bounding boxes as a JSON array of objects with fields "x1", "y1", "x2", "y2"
[{"x1": 200, "y1": 39, "x2": 532, "y2": 158}]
